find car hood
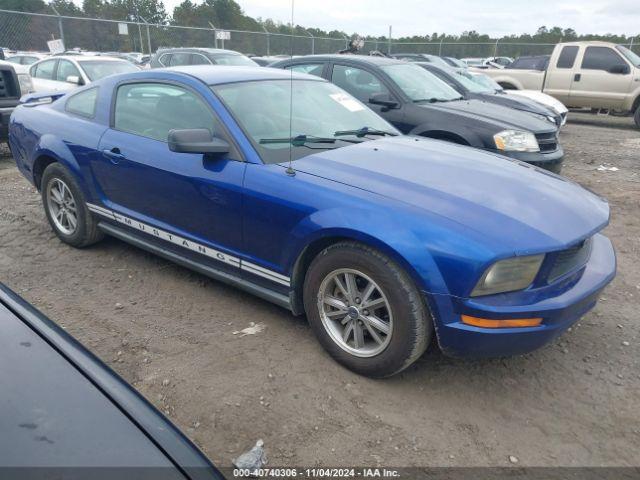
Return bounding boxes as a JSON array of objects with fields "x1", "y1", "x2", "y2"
[
  {"x1": 420, "y1": 98, "x2": 557, "y2": 134},
  {"x1": 483, "y1": 92, "x2": 557, "y2": 118},
  {"x1": 507, "y1": 90, "x2": 569, "y2": 114},
  {"x1": 287, "y1": 136, "x2": 608, "y2": 252}
]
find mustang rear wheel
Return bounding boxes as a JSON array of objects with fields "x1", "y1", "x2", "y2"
[
  {"x1": 41, "y1": 163, "x2": 103, "y2": 248},
  {"x1": 304, "y1": 242, "x2": 433, "y2": 377}
]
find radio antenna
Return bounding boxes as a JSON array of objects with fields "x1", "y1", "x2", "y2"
[{"x1": 286, "y1": 0, "x2": 296, "y2": 176}]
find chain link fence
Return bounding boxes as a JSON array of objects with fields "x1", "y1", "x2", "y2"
[{"x1": 0, "y1": 8, "x2": 637, "y2": 59}]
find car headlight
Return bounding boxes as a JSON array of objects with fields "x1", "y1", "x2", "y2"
[
  {"x1": 493, "y1": 130, "x2": 539, "y2": 152},
  {"x1": 17, "y1": 73, "x2": 34, "y2": 95},
  {"x1": 471, "y1": 254, "x2": 544, "y2": 297}
]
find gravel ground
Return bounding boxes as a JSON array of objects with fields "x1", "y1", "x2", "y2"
[{"x1": 0, "y1": 112, "x2": 638, "y2": 468}]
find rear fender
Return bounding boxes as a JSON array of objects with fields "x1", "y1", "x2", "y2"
[{"x1": 31, "y1": 134, "x2": 89, "y2": 196}]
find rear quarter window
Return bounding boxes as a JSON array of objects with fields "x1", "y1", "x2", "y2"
[
  {"x1": 65, "y1": 87, "x2": 98, "y2": 118},
  {"x1": 556, "y1": 46, "x2": 579, "y2": 69}
]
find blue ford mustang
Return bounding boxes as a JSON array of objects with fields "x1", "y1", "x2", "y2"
[{"x1": 8, "y1": 66, "x2": 616, "y2": 377}]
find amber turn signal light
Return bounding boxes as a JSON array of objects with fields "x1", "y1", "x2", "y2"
[{"x1": 461, "y1": 315, "x2": 543, "y2": 328}]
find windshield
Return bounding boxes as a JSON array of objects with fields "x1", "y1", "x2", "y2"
[
  {"x1": 78, "y1": 60, "x2": 138, "y2": 81},
  {"x1": 451, "y1": 70, "x2": 495, "y2": 93},
  {"x1": 380, "y1": 63, "x2": 462, "y2": 102},
  {"x1": 615, "y1": 46, "x2": 640, "y2": 67},
  {"x1": 213, "y1": 54, "x2": 258, "y2": 66},
  {"x1": 213, "y1": 79, "x2": 398, "y2": 164},
  {"x1": 470, "y1": 73, "x2": 503, "y2": 92}
]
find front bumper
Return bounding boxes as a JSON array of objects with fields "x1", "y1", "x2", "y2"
[
  {"x1": 428, "y1": 233, "x2": 616, "y2": 358},
  {"x1": 0, "y1": 107, "x2": 14, "y2": 142},
  {"x1": 493, "y1": 146, "x2": 564, "y2": 174}
]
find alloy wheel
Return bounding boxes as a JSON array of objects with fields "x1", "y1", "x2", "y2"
[{"x1": 317, "y1": 268, "x2": 393, "y2": 357}]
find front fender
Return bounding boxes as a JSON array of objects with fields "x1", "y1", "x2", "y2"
[
  {"x1": 282, "y1": 206, "x2": 450, "y2": 296},
  {"x1": 410, "y1": 122, "x2": 485, "y2": 148}
]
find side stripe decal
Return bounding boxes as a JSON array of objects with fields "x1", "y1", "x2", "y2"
[{"x1": 87, "y1": 203, "x2": 290, "y2": 287}]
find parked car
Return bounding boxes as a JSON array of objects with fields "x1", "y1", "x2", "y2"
[
  {"x1": 483, "y1": 56, "x2": 514, "y2": 67},
  {"x1": 271, "y1": 55, "x2": 564, "y2": 172},
  {"x1": 391, "y1": 53, "x2": 451, "y2": 68},
  {"x1": 476, "y1": 41, "x2": 640, "y2": 127},
  {"x1": 505, "y1": 55, "x2": 550, "y2": 71},
  {"x1": 417, "y1": 62, "x2": 562, "y2": 126},
  {"x1": 467, "y1": 70, "x2": 569, "y2": 125},
  {"x1": 0, "y1": 283, "x2": 224, "y2": 479},
  {"x1": 6, "y1": 52, "x2": 48, "y2": 65},
  {"x1": 461, "y1": 57, "x2": 486, "y2": 67},
  {"x1": 0, "y1": 61, "x2": 33, "y2": 143},
  {"x1": 442, "y1": 57, "x2": 468, "y2": 68},
  {"x1": 506, "y1": 88, "x2": 569, "y2": 125},
  {"x1": 250, "y1": 56, "x2": 288, "y2": 66},
  {"x1": 150, "y1": 48, "x2": 258, "y2": 68},
  {"x1": 8, "y1": 66, "x2": 616, "y2": 376},
  {"x1": 29, "y1": 55, "x2": 139, "y2": 92}
]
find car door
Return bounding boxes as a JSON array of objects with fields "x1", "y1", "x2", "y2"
[
  {"x1": 54, "y1": 59, "x2": 84, "y2": 91},
  {"x1": 543, "y1": 45, "x2": 578, "y2": 104},
  {"x1": 30, "y1": 59, "x2": 59, "y2": 92},
  {"x1": 328, "y1": 63, "x2": 407, "y2": 131},
  {"x1": 93, "y1": 81, "x2": 246, "y2": 268},
  {"x1": 569, "y1": 46, "x2": 633, "y2": 108}
]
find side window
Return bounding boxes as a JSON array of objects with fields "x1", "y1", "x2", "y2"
[
  {"x1": 114, "y1": 83, "x2": 218, "y2": 142},
  {"x1": 556, "y1": 46, "x2": 579, "y2": 69},
  {"x1": 331, "y1": 65, "x2": 389, "y2": 103},
  {"x1": 168, "y1": 53, "x2": 192, "y2": 66},
  {"x1": 56, "y1": 60, "x2": 81, "y2": 82},
  {"x1": 32, "y1": 60, "x2": 56, "y2": 80},
  {"x1": 158, "y1": 53, "x2": 172, "y2": 66},
  {"x1": 190, "y1": 54, "x2": 211, "y2": 65},
  {"x1": 66, "y1": 87, "x2": 98, "y2": 118},
  {"x1": 581, "y1": 47, "x2": 626, "y2": 71},
  {"x1": 286, "y1": 63, "x2": 324, "y2": 77}
]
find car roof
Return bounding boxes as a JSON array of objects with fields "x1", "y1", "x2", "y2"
[
  {"x1": 276, "y1": 54, "x2": 405, "y2": 66},
  {"x1": 158, "y1": 47, "x2": 244, "y2": 56},
  {"x1": 165, "y1": 65, "x2": 326, "y2": 85}
]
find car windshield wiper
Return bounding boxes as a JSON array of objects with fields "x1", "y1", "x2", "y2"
[
  {"x1": 414, "y1": 97, "x2": 462, "y2": 103},
  {"x1": 259, "y1": 134, "x2": 337, "y2": 147},
  {"x1": 333, "y1": 127, "x2": 398, "y2": 138}
]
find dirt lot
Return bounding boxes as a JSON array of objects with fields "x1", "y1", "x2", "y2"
[{"x1": 1, "y1": 112, "x2": 639, "y2": 468}]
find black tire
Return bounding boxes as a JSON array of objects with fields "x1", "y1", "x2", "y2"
[
  {"x1": 41, "y1": 162, "x2": 103, "y2": 248},
  {"x1": 634, "y1": 106, "x2": 640, "y2": 129},
  {"x1": 303, "y1": 241, "x2": 433, "y2": 378}
]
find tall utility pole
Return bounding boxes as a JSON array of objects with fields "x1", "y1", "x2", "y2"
[
  {"x1": 388, "y1": 25, "x2": 392, "y2": 54},
  {"x1": 50, "y1": 4, "x2": 65, "y2": 46},
  {"x1": 138, "y1": 15, "x2": 153, "y2": 55},
  {"x1": 261, "y1": 24, "x2": 270, "y2": 56}
]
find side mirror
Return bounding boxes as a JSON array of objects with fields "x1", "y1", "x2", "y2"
[
  {"x1": 66, "y1": 75, "x2": 82, "y2": 85},
  {"x1": 608, "y1": 64, "x2": 630, "y2": 75},
  {"x1": 168, "y1": 128, "x2": 230, "y2": 155},
  {"x1": 369, "y1": 93, "x2": 399, "y2": 109}
]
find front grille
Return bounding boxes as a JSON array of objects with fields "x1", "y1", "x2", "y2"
[
  {"x1": 548, "y1": 237, "x2": 592, "y2": 282},
  {"x1": 536, "y1": 131, "x2": 558, "y2": 153}
]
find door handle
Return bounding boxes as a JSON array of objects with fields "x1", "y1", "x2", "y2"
[
  {"x1": 574, "y1": 73, "x2": 581, "y2": 82},
  {"x1": 102, "y1": 148, "x2": 126, "y2": 164}
]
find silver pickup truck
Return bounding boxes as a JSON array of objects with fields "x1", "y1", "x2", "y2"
[{"x1": 474, "y1": 41, "x2": 640, "y2": 128}]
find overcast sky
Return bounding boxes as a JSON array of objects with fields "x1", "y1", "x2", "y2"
[{"x1": 152, "y1": 0, "x2": 638, "y2": 38}]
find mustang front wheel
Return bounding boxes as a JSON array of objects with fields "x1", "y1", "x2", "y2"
[{"x1": 304, "y1": 242, "x2": 433, "y2": 377}]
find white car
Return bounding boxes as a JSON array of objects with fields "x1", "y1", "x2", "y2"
[
  {"x1": 468, "y1": 71, "x2": 569, "y2": 126},
  {"x1": 6, "y1": 52, "x2": 49, "y2": 66},
  {"x1": 29, "y1": 55, "x2": 139, "y2": 92},
  {"x1": 506, "y1": 90, "x2": 569, "y2": 126}
]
